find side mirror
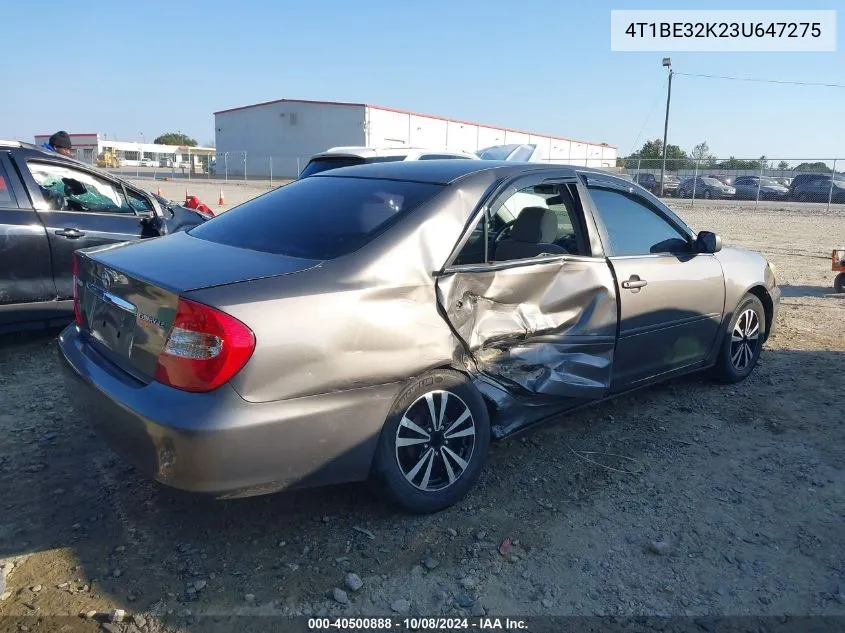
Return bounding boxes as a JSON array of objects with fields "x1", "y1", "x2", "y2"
[{"x1": 696, "y1": 231, "x2": 722, "y2": 253}]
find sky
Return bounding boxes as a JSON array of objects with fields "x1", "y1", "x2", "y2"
[{"x1": 2, "y1": 0, "x2": 843, "y2": 160}]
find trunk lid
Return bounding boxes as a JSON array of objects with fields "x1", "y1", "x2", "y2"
[{"x1": 75, "y1": 231, "x2": 320, "y2": 381}]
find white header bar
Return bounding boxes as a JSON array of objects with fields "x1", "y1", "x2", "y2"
[{"x1": 611, "y1": 10, "x2": 836, "y2": 52}]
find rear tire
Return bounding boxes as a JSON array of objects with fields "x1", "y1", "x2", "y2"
[
  {"x1": 711, "y1": 294, "x2": 767, "y2": 383},
  {"x1": 370, "y1": 369, "x2": 490, "y2": 514},
  {"x1": 834, "y1": 273, "x2": 845, "y2": 294},
  {"x1": 704, "y1": 189, "x2": 712, "y2": 199}
]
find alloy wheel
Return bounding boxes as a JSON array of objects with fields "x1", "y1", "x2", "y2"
[
  {"x1": 730, "y1": 309, "x2": 760, "y2": 371},
  {"x1": 395, "y1": 390, "x2": 476, "y2": 492}
]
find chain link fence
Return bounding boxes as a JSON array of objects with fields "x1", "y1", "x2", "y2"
[
  {"x1": 106, "y1": 152, "x2": 311, "y2": 185},
  {"x1": 618, "y1": 157, "x2": 845, "y2": 209}
]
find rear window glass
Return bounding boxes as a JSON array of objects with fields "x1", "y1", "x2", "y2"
[
  {"x1": 299, "y1": 157, "x2": 365, "y2": 178},
  {"x1": 189, "y1": 176, "x2": 444, "y2": 259}
]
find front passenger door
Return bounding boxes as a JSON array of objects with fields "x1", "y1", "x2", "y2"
[
  {"x1": 18, "y1": 159, "x2": 152, "y2": 299},
  {"x1": 583, "y1": 178, "x2": 726, "y2": 391}
]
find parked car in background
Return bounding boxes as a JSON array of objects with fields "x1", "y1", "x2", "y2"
[
  {"x1": 788, "y1": 173, "x2": 845, "y2": 202},
  {"x1": 708, "y1": 174, "x2": 734, "y2": 187},
  {"x1": 775, "y1": 177, "x2": 792, "y2": 188},
  {"x1": 633, "y1": 172, "x2": 679, "y2": 197},
  {"x1": 678, "y1": 176, "x2": 736, "y2": 199},
  {"x1": 60, "y1": 160, "x2": 779, "y2": 513},
  {"x1": 732, "y1": 176, "x2": 790, "y2": 200},
  {"x1": 298, "y1": 146, "x2": 479, "y2": 178},
  {"x1": 476, "y1": 144, "x2": 539, "y2": 162},
  {"x1": 140, "y1": 158, "x2": 158, "y2": 168},
  {"x1": 0, "y1": 141, "x2": 210, "y2": 333}
]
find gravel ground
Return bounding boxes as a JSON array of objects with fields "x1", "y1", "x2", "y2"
[{"x1": 0, "y1": 199, "x2": 843, "y2": 633}]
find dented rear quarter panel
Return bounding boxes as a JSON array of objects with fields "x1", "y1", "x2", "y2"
[{"x1": 188, "y1": 173, "x2": 502, "y2": 404}]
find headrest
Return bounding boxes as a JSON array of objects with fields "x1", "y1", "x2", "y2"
[{"x1": 511, "y1": 207, "x2": 558, "y2": 244}]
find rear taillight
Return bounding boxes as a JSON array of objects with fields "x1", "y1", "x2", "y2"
[
  {"x1": 72, "y1": 253, "x2": 83, "y2": 326},
  {"x1": 154, "y1": 298, "x2": 255, "y2": 393}
]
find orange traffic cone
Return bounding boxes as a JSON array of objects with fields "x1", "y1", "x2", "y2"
[{"x1": 218, "y1": 189, "x2": 225, "y2": 206}]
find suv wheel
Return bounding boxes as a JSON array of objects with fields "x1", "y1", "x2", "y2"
[{"x1": 371, "y1": 369, "x2": 491, "y2": 514}]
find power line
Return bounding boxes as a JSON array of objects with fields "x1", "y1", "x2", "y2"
[
  {"x1": 674, "y1": 72, "x2": 845, "y2": 89},
  {"x1": 628, "y1": 76, "x2": 667, "y2": 156}
]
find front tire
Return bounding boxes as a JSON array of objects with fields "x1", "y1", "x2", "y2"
[
  {"x1": 371, "y1": 369, "x2": 490, "y2": 514},
  {"x1": 711, "y1": 294, "x2": 767, "y2": 383}
]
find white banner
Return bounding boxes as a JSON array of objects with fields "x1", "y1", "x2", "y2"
[{"x1": 611, "y1": 10, "x2": 836, "y2": 52}]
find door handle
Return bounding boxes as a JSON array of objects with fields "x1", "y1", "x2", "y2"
[
  {"x1": 55, "y1": 228, "x2": 86, "y2": 239},
  {"x1": 621, "y1": 275, "x2": 648, "y2": 290}
]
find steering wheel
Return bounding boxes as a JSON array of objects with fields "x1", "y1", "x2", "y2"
[{"x1": 494, "y1": 220, "x2": 516, "y2": 243}]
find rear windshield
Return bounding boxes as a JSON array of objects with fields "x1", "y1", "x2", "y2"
[
  {"x1": 189, "y1": 176, "x2": 444, "y2": 259},
  {"x1": 299, "y1": 156, "x2": 365, "y2": 178},
  {"x1": 299, "y1": 155, "x2": 406, "y2": 178}
]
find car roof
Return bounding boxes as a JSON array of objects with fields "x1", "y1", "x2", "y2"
[{"x1": 310, "y1": 159, "x2": 624, "y2": 185}]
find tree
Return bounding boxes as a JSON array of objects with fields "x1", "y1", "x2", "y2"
[
  {"x1": 624, "y1": 138, "x2": 691, "y2": 170},
  {"x1": 154, "y1": 131, "x2": 197, "y2": 146},
  {"x1": 712, "y1": 157, "x2": 766, "y2": 171},
  {"x1": 691, "y1": 141, "x2": 711, "y2": 163},
  {"x1": 793, "y1": 161, "x2": 831, "y2": 173},
  {"x1": 776, "y1": 160, "x2": 790, "y2": 171}
]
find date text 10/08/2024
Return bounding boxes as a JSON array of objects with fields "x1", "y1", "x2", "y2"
[{"x1": 307, "y1": 617, "x2": 529, "y2": 630}]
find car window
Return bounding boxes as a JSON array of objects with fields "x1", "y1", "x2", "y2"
[
  {"x1": 189, "y1": 176, "x2": 443, "y2": 259},
  {"x1": 366, "y1": 156, "x2": 407, "y2": 164},
  {"x1": 299, "y1": 156, "x2": 366, "y2": 178},
  {"x1": 27, "y1": 161, "x2": 134, "y2": 214},
  {"x1": 476, "y1": 145, "x2": 520, "y2": 160},
  {"x1": 418, "y1": 154, "x2": 471, "y2": 160},
  {"x1": 0, "y1": 161, "x2": 17, "y2": 208},
  {"x1": 587, "y1": 186, "x2": 689, "y2": 257},
  {"x1": 125, "y1": 188, "x2": 154, "y2": 214},
  {"x1": 452, "y1": 181, "x2": 587, "y2": 265}
]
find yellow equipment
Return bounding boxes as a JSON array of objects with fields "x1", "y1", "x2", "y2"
[{"x1": 96, "y1": 149, "x2": 120, "y2": 168}]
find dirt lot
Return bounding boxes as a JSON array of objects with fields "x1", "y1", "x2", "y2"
[{"x1": 0, "y1": 198, "x2": 843, "y2": 632}]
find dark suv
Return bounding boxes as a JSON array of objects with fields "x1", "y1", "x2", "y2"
[
  {"x1": 633, "y1": 172, "x2": 679, "y2": 196},
  {"x1": 788, "y1": 173, "x2": 845, "y2": 202},
  {"x1": 0, "y1": 141, "x2": 209, "y2": 333}
]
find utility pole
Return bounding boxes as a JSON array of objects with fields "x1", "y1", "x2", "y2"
[{"x1": 659, "y1": 58, "x2": 673, "y2": 197}]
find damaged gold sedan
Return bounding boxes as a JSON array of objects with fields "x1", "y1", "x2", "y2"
[{"x1": 59, "y1": 160, "x2": 780, "y2": 513}]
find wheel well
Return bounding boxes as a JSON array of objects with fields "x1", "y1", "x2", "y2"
[{"x1": 747, "y1": 285, "x2": 773, "y2": 340}]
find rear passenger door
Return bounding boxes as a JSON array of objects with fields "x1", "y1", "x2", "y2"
[
  {"x1": 581, "y1": 175, "x2": 726, "y2": 390},
  {"x1": 436, "y1": 172, "x2": 618, "y2": 406},
  {"x1": 14, "y1": 157, "x2": 151, "y2": 299},
  {"x1": 0, "y1": 154, "x2": 56, "y2": 309}
]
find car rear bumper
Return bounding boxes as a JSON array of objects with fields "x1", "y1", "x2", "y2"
[{"x1": 58, "y1": 325, "x2": 398, "y2": 497}]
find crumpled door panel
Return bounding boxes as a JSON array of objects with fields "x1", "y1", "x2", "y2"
[{"x1": 436, "y1": 258, "x2": 618, "y2": 399}]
